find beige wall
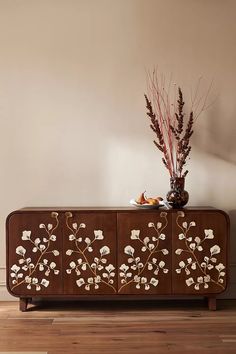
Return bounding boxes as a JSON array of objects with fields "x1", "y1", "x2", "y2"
[{"x1": 0, "y1": 0, "x2": 236, "y2": 299}]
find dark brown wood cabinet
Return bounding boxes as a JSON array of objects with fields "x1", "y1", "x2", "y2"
[{"x1": 6, "y1": 207, "x2": 229, "y2": 311}]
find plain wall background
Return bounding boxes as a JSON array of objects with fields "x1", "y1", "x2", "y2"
[{"x1": 0, "y1": 0, "x2": 235, "y2": 299}]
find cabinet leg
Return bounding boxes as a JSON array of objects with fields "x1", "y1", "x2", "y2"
[
  {"x1": 208, "y1": 296, "x2": 217, "y2": 311},
  {"x1": 19, "y1": 298, "x2": 29, "y2": 312}
]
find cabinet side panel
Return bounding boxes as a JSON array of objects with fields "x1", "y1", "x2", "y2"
[
  {"x1": 172, "y1": 210, "x2": 228, "y2": 295},
  {"x1": 6, "y1": 212, "x2": 63, "y2": 296}
]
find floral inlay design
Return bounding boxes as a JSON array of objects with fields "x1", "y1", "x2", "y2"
[
  {"x1": 10, "y1": 212, "x2": 60, "y2": 291},
  {"x1": 175, "y1": 211, "x2": 226, "y2": 291},
  {"x1": 118, "y1": 212, "x2": 169, "y2": 292},
  {"x1": 65, "y1": 212, "x2": 116, "y2": 292}
]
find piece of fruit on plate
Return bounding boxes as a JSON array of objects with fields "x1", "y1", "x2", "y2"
[{"x1": 135, "y1": 192, "x2": 163, "y2": 205}]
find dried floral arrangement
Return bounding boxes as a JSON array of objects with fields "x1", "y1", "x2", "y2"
[{"x1": 144, "y1": 70, "x2": 211, "y2": 178}]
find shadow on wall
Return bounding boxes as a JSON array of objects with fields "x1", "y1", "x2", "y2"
[{"x1": 193, "y1": 99, "x2": 236, "y2": 165}]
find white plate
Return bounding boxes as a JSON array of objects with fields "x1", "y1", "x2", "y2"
[{"x1": 129, "y1": 199, "x2": 165, "y2": 209}]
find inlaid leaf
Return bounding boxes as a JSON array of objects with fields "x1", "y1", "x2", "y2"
[
  {"x1": 85, "y1": 237, "x2": 91, "y2": 245},
  {"x1": 130, "y1": 230, "x2": 140, "y2": 239},
  {"x1": 204, "y1": 229, "x2": 214, "y2": 239},
  {"x1": 16, "y1": 246, "x2": 26, "y2": 256},
  {"x1": 150, "y1": 278, "x2": 159, "y2": 286},
  {"x1": 210, "y1": 245, "x2": 220, "y2": 256},
  {"x1": 69, "y1": 261, "x2": 76, "y2": 269},
  {"x1": 100, "y1": 246, "x2": 110, "y2": 256},
  {"x1": 50, "y1": 235, "x2": 56, "y2": 241},
  {"x1": 72, "y1": 223, "x2": 78, "y2": 230},
  {"x1": 124, "y1": 245, "x2": 134, "y2": 256},
  {"x1": 76, "y1": 278, "x2": 85, "y2": 287},
  {"x1": 159, "y1": 234, "x2": 165, "y2": 240},
  {"x1": 186, "y1": 277, "x2": 194, "y2": 286},
  {"x1": 178, "y1": 233, "x2": 185, "y2": 240},
  {"x1": 41, "y1": 279, "x2": 49, "y2": 287},
  {"x1": 182, "y1": 222, "x2": 188, "y2": 229},
  {"x1": 22, "y1": 231, "x2": 31, "y2": 240},
  {"x1": 94, "y1": 230, "x2": 104, "y2": 240}
]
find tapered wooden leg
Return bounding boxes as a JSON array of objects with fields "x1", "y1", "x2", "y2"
[
  {"x1": 19, "y1": 298, "x2": 29, "y2": 312},
  {"x1": 208, "y1": 296, "x2": 216, "y2": 311}
]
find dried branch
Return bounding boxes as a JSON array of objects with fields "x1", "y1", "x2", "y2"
[{"x1": 145, "y1": 70, "x2": 211, "y2": 178}]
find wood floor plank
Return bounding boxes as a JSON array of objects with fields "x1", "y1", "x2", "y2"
[
  {"x1": 0, "y1": 300, "x2": 236, "y2": 354},
  {"x1": 0, "y1": 352, "x2": 47, "y2": 354}
]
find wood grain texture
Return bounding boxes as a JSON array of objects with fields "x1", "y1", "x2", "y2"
[
  {"x1": 0, "y1": 352, "x2": 47, "y2": 354},
  {"x1": 63, "y1": 212, "x2": 117, "y2": 295},
  {"x1": 117, "y1": 212, "x2": 172, "y2": 294},
  {"x1": 0, "y1": 300, "x2": 236, "y2": 354},
  {"x1": 172, "y1": 211, "x2": 228, "y2": 295}
]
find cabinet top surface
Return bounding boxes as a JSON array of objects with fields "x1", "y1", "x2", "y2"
[{"x1": 11, "y1": 206, "x2": 223, "y2": 212}]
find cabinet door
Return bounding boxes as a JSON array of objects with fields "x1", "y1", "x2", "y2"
[
  {"x1": 117, "y1": 212, "x2": 172, "y2": 294},
  {"x1": 7, "y1": 211, "x2": 62, "y2": 296},
  {"x1": 172, "y1": 210, "x2": 228, "y2": 294},
  {"x1": 63, "y1": 212, "x2": 117, "y2": 294}
]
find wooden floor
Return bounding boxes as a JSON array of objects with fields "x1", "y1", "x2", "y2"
[{"x1": 0, "y1": 300, "x2": 236, "y2": 354}]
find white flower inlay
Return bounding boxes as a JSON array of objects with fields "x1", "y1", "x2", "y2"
[
  {"x1": 150, "y1": 278, "x2": 159, "y2": 286},
  {"x1": 65, "y1": 214, "x2": 116, "y2": 292},
  {"x1": 100, "y1": 246, "x2": 110, "y2": 256},
  {"x1": 16, "y1": 246, "x2": 26, "y2": 256},
  {"x1": 22, "y1": 231, "x2": 31, "y2": 240},
  {"x1": 204, "y1": 229, "x2": 214, "y2": 239},
  {"x1": 124, "y1": 245, "x2": 135, "y2": 256},
  {"x1": 76, "y1": 278, "x2": 85, "y2": 287},
  {"x1": 131, "y1": 230, "x2": 140, "y2": 239},
  {"x1": 210, "y1": 245, "x2": 221, "y2": 256},
  {"x1": 119, "y1": 213, "x2": 169, "y2": 292},
  {"x1": 175, "y1": 213, "x2": 226, "y2": 292},
  {"x1": 94, "y1": 230, "x2": 104, "y2": 240},
  {"x1": 10, "y1": 212, "x2": 60, "y2": 292},
  {"x1": 186, "y1": 277, "x2": 194, "y2": 286}
]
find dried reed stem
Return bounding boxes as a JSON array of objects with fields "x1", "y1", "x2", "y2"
[{"x1": 145, "y1": 70, "x2": 211, "y2": 178}]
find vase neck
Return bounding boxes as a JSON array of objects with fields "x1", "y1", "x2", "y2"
[{"x1": 170, "y1": 177, "x2": 185, "y2": 189}]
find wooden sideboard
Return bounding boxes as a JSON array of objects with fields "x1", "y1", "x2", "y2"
[{"x1": 6, "y1": 207, "x2": 229, "y2": 311}]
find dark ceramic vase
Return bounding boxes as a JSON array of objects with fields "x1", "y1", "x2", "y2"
[{"x1": 166, "y1": 177, "x2": 189, "y2": 208}]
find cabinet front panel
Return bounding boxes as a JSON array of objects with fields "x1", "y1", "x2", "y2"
[
  {"x1": 63, "y1": 212, "x2": 117, "y2": 294},
  {"x1": 117, "y1": 212, "x2": 172, "y2": 294},
  {"x1": 7, "y1": 212, "x2": 62, "y2": 296},
  {"x1": 172, "y1": 211, "x2": 228, "y2": 294}
]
